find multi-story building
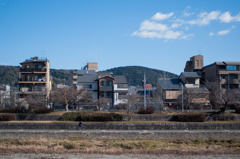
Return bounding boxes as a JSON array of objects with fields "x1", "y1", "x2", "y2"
[
  {"x1": 18, "y1": 57, "x2": 52, "y2": 103},
  {"x1": 203, "y1": 62, "x2": 240, "y2": 90},
  {"x1": 113, "y1": 75, "x2": 128, "y2": 105}
]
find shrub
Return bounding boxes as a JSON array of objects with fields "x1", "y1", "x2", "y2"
[
  {"x1": 138, "y1": 106, "x2": 156, "y2": 114},
  {"x1": 0, "y1": 107, "x2": 32, "y2": 113},
  {"x1": 235, "y1": 106, "x2": 240, "y2": 114},
  {"x1": 115, "y1": 104, "x2": 127, "y2": 110},
  {"x1": 0, "y1": 113, "x2": 16, "y2": 121},
  {"x1": 59, "y1": 112, "x2": 124, "y2": 121},
  {"x1": 175, "y1": 113, "x2": 206, "y2": 122},
  {"x1": 212, "y1": 114, "x2": 237, "y2": 121},
  {"x1": 35, "y1": 107, "x2": 54, "y2": 114}
]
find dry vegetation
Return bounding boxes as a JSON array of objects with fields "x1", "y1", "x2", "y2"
[{"x1": 0, "y1": 137, "x2": 240, "y2": 155}]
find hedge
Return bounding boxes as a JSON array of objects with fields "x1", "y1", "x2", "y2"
[
  {"x1": 212, "y1": 114, "x2": 237, "y2": 121},
  {"x1": 0, "y1": 113, "x2": 16, "y2": 121},
  {"x1": 59, "y1": 112, "x2": 124, "y2": 121},
  {"x1": 174, "y1": 113, "x2": 206, "y2": 122},
  {"x1": 138, "y1": 106, "x2": 156, "y2": 114}
]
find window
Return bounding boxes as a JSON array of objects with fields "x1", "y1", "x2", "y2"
[
  {"x1": 106, "y1": 92, "x2": 112, "y2": 98},
  {"x1": 84, "y1": 84, "x2": 92, "y2": 89},
  {"x1": 226, "y1": 65, "x2": 236, "y2": 71},
  {"x1": 101, "y1": 81, "x2": 112, "y2": 86},
  {"x1": 185, "y1": 78, "x2": 195, "y2": 84}
]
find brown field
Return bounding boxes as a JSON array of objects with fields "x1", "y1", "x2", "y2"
[{"x1": 0, "y1": 137, "x2": 240, "y2": 155}]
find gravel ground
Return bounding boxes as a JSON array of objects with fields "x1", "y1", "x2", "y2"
[{"x1": 1, "y1": 154, "x2": 240, "y2": 159}]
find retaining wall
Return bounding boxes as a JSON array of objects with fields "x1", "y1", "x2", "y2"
[{"x1": 1, "y1": 122, "x2": 240, "y2": 130}]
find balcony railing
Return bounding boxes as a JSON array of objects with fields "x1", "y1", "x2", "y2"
[
  {"x1": 19, "y1": 78, "x2": 47, "y2": 82},
  {"x1": 19, "y1": 87, "x2": 46, "y2": 93},
  {"x1": 20, "y1": 68, "x2": 47, "y2": 72}
]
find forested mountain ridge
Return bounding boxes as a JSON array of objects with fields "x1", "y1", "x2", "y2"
[
  {"x1": 0, "y1": 65, "x2": 178, "y2": 87},
  {"x1": 103, "y1": 66, "x2": 178, "y2": 86}
]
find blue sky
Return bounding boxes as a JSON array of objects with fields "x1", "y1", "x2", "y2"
[{"x1": 0, "y1": 0, "x2": 240, "y2": 75}]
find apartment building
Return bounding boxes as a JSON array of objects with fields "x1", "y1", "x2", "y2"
[
  {"x1": 203, "y1": 62, "x2": 240, "y2": 90},
  {"x1": 18, "y1": 57, "x2": 52, "y2": 102}
]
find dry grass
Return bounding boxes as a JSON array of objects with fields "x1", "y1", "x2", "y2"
[{"x1": 0, "y1": 138, "x2": 239, "y2": 155}]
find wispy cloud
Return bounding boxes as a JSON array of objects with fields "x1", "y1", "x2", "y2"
[
  {"x1": 209, "y1": 32, "x2": 214, "y2": 36},
  {"x1": 217, "y1": 29, "x2": 230, "y2": 35},
  {"x1": 183, "y1": 6, "x2": 194, "y2": 17},
  {"x1": 151, "y1": 12, "x2": 174, "y2": 21},
  {"x1": 188, "y1": 11, "x2": 221, "y2": 26}
]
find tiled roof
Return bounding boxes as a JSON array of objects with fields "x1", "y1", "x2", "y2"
[
  {"x1": 77, "y1": 74, "x2": 98, "y2": 83},
  {"x1": 158, "y1": 78, "x2": 182, "y2": 90},
  {"x1": 114, "y1": 75, "x2": 127, "y2": 84},
  {"x1": 180, "y1": 72, "x2": 201, "y2": 78}
]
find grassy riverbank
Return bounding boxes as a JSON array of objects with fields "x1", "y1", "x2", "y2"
[{"x1": 0, "y1": 138, "x2": 240, "y2": 155}]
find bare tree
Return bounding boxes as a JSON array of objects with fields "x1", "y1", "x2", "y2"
[
  {"x1": 51, "y1": 87, "x2": 87, "y2": 111},
  {"x1": 25, "y1": 94, "x2": 46, "y2": 109},
  {"x1": 97, "y1": 97, "x2": 109, "y2": 111},
  {"x1": 127, "y1": 93, "x2": 138, "y2": 113},
  {"x1": 205, "y1": 81, "x2": 240, "y2": 112},
  {"x1": 76, "y1": 91, "x2": 95, "y2": 110}
]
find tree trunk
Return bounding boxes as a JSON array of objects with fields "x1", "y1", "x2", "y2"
[{"x1": 65, "y1": 104, "x2": 69, "y2": 111}]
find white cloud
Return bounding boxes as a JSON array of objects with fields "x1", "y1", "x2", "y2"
[
  {"x1": 188, "y1": 11, "x2": 221, "y2": 26},
  {"x1": 132, "y1": 30, "x2": 182, "y2": 39},
  {"x1": 171, "y1": 23, "x2": 181, "y2": 28},
  {"x1": 217, "y1": 29, "x2": 230, "y2": 35},
  {"x1": 219, "y1": 11, "x2": 234, "y2": 23},
  {"x1": 140, "y1": 20, "x2": 168, "y2": 31},
  {"x1": 183, "y1": 6, "x2": 194, "y2": 17},
  {"x1": 180, "y1": 34, "x2": 194, "y2": 40},
  {"x1": 151, "y1": 12, "x2": 174, "y2": 21},
  {"x1": 209, "y1": 32, "x2": 214, "y2": 36}
]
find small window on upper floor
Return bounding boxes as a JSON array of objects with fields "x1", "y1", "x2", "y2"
[{"x1": 226, "y1": 65, "x2": 236, "y2": 71}]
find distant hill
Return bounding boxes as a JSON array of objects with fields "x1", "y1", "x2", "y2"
[
  {"x1": 103, "y1": 66, "x2": 178, "y2": 86},
  {"x1": 0, "y1": 65, "x2": 178, "y2": 87},
  {"x1": 0, "y1": 65, "x2": 19, "y2": 86}
]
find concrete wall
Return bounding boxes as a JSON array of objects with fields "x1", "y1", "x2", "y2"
[{"x1": 1, "y1": 122, "x2": 240, "y2": 130}]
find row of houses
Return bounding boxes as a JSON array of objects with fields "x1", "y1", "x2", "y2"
[{"x1": 156, "y1": 55, "x2": 240, "y2": 109}]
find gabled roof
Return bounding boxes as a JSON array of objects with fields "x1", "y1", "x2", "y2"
[
  {"x1": 180, "y1": 72, "x2": 200, "y2": 78},
  {"x1": 114, "y1": 75, "x2": 127, "y2": 84},
  {"x1": 158, "y1": 78, "x2": 182, "y2": 90}
]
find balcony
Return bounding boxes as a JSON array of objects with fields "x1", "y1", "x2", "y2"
[
  {"x1": 220, "y1": 79, "x2": 240, "y2": 84},
  {"x1": 19, "y1": 78, "x2": 47, "y2": 83},
  {"x1": 229, "y1": 79, "x2": 240, "y2": 84},
  {"x1": 19, "y1": 87, "x2": 46, "y2": 93},
  {"x1": 99, "y1": 86, "x2": 113, "y2": 92},
  {"x1": 20, "y1": 68, "x2": 47, "y2": 73},
  {"x1": 73, "y1": 75, "x2": 77, "y2": 80}
]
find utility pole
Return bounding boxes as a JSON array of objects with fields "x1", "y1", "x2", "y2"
[
  {"x1": 144, "y1": 73, "x2": 146, "y2": 110},
  {"x1": 181, "y1": 82, "x2": 184, "y2": 112}
]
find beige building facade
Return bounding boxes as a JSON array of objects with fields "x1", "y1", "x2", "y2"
[{"x1": 18, "y1": 57, "x2": 52, "y2": 103}]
